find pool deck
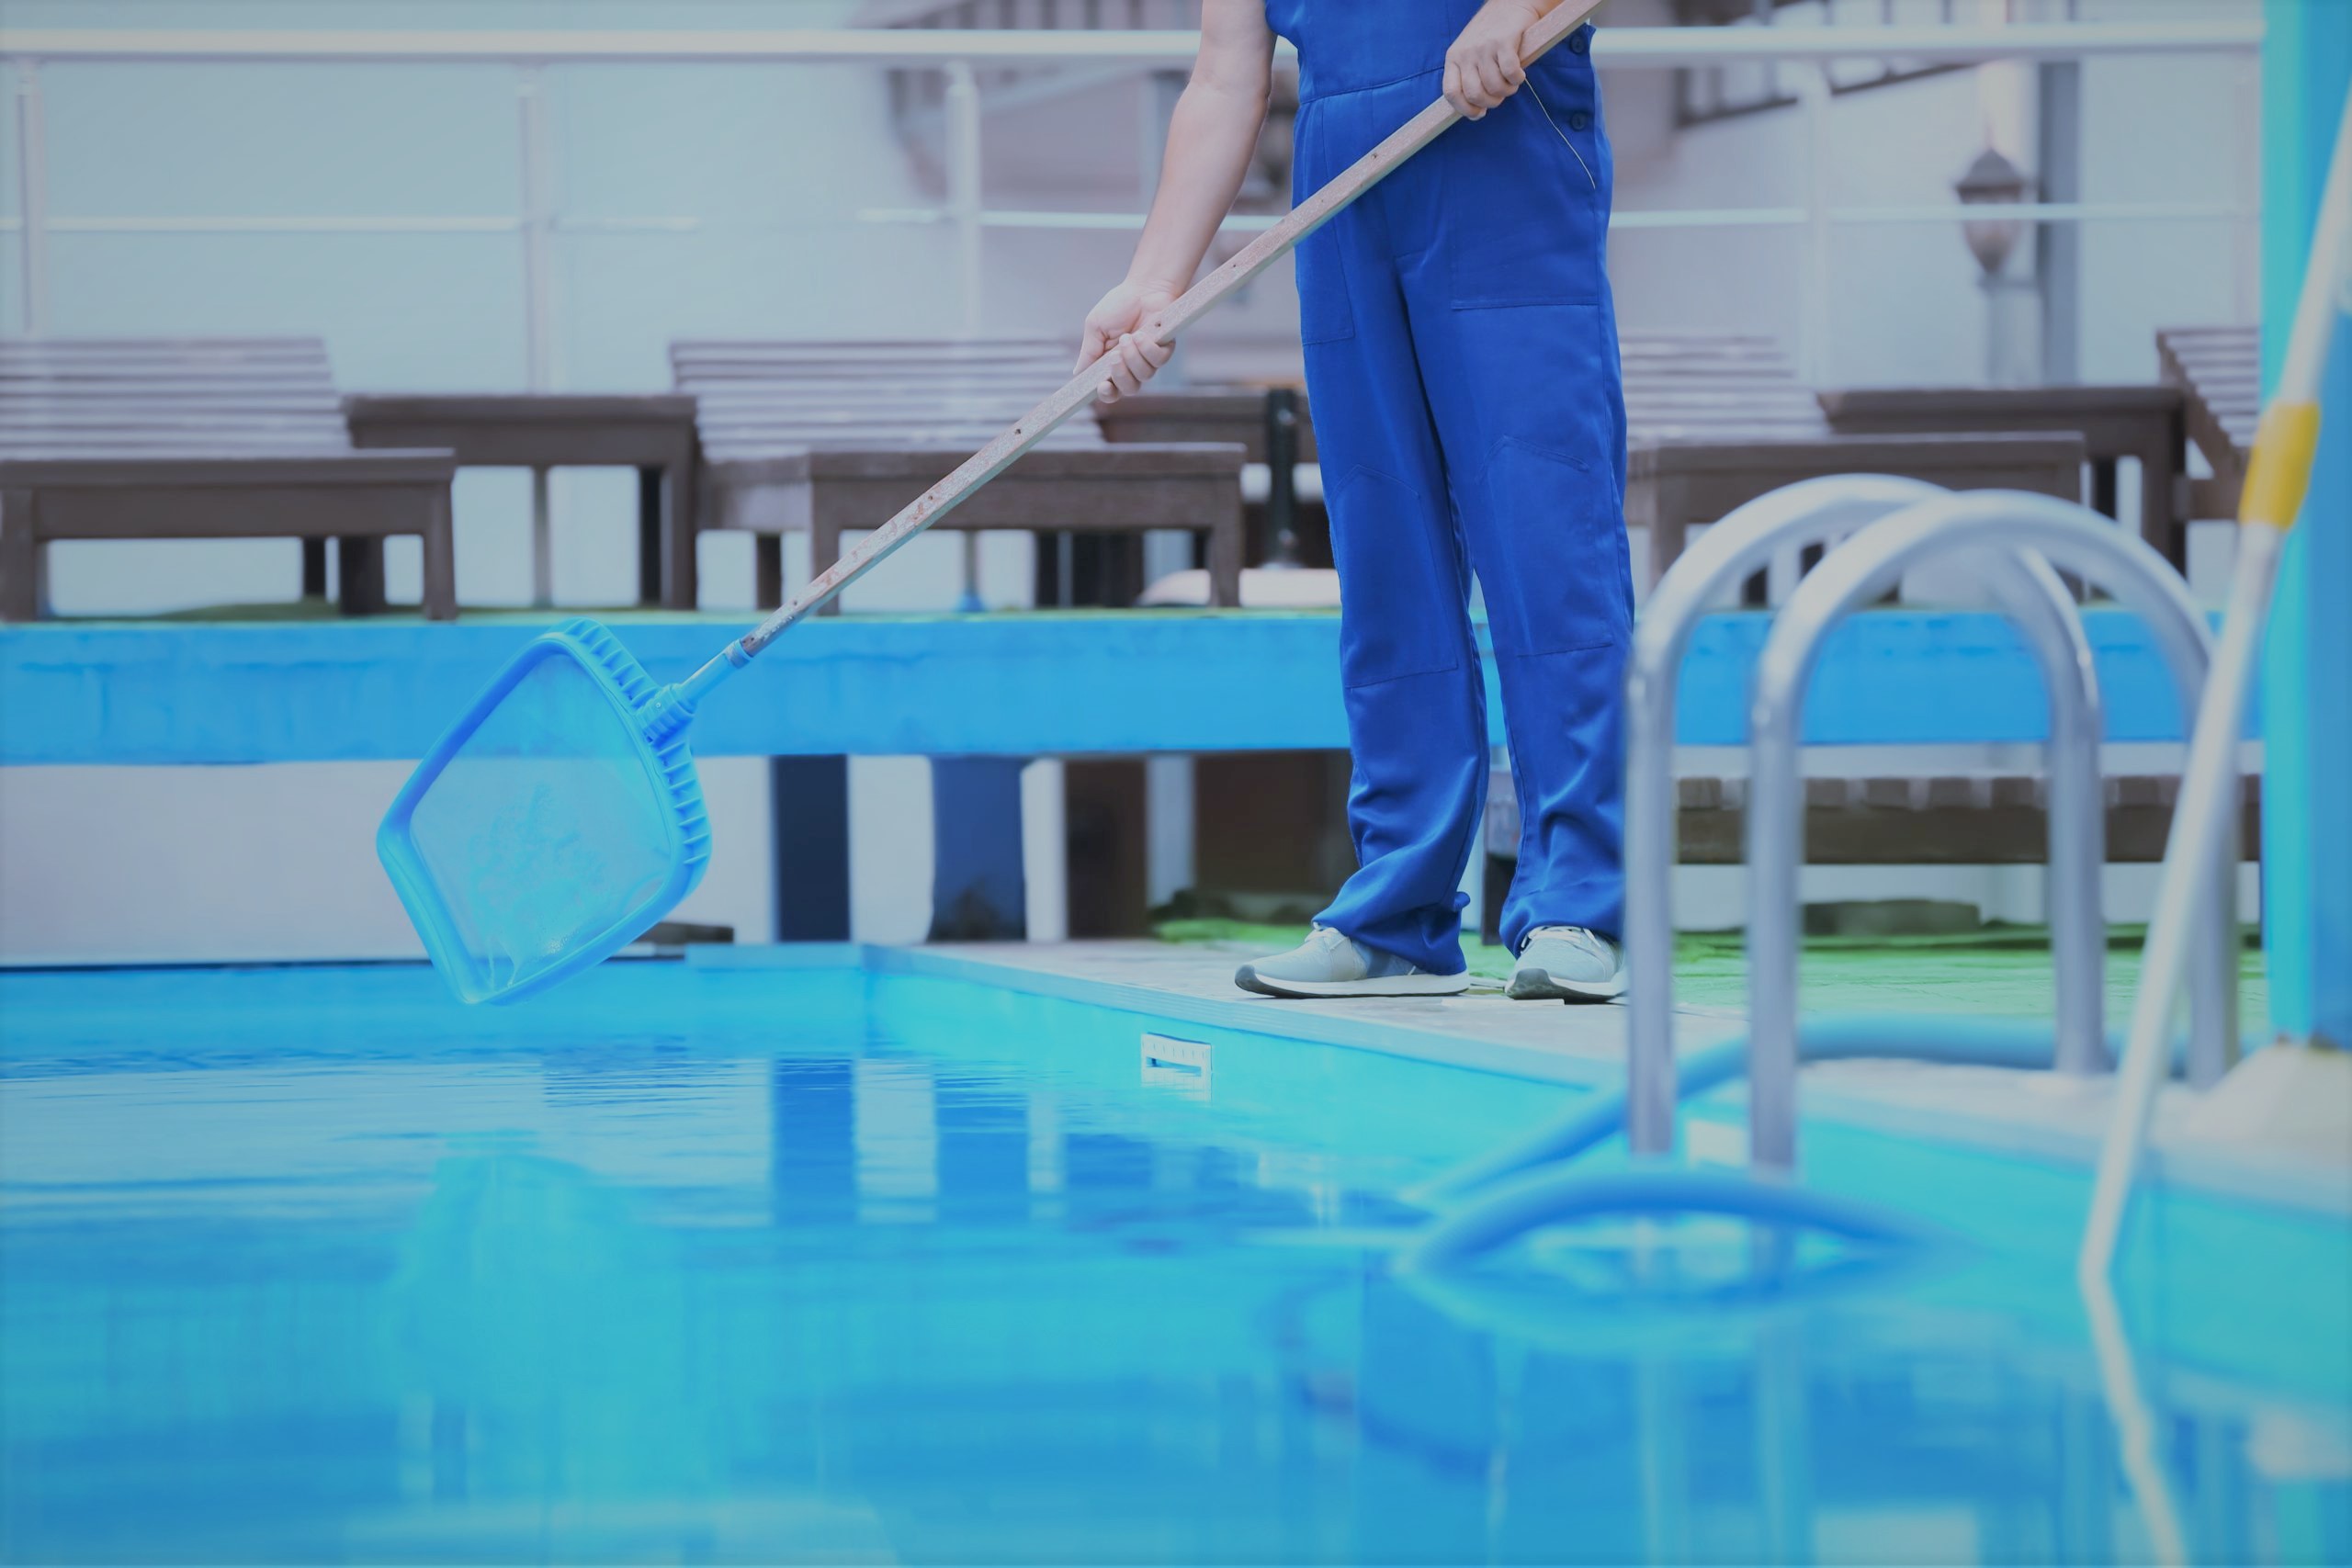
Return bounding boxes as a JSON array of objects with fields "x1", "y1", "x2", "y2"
[{"x1": 730, "y1": 940, "x2": 2352, "y2": 1220}]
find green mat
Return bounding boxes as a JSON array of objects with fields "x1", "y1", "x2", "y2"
[{"x1": 1154, "y1": 918, "x2": 2268, "y2": 1021}]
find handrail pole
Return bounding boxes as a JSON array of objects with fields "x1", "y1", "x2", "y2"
[
  {"x1": 1742, "y1": 491, "x2": 2229, "y2": 1170},
  {"x1": 1623, "y1": 476, "x2": 1954, "y2": 1156},
  {"x1": 1747, "y1": 543, "x2": 2104, "y2": 1166},
  {"x1": 2032, "y1": 552, "x2": 2112, "y2": 1073}
]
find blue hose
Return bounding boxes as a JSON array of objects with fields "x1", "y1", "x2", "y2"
[
  {"x1": 1396, "y1": 1166, "x2": 1944, "y2": 1273},
  {"x1": 1409, "y1": 1013, "x2": 2112, "y2": 1207}
]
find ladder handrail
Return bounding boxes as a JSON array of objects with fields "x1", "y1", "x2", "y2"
[
  {"x1": 1623, "y1": 474, "x2": 1954, "y2": 1157},
  {"x1": 1742, "y1": 491, "x2": 2236, "y2": 1173}
]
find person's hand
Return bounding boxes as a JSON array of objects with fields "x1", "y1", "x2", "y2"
[
  {"x1": 1444, "y1": 0, "x2": 1544, "y2": 120},
  {"x1": 1075, "y1": 279, "x2": 1177, "y2": 403}
]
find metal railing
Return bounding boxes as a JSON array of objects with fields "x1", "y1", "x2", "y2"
[
  {"x1": 1623, "y1": 479, "x2": 2238, "y2": 1175},
  {"x1": 2, "y1": 20, "x2": 2261, "y2": 382}
]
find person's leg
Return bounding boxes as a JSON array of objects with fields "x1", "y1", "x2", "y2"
[
  {"x1": 1389, "y1": 34, "x2": 1633, "y2": 962},
  {"x1": 1288, "y1": 106, "x2": 1490, "y2": 978},
  {"x1": 1430, "y1": 308, "x2": 1630, "y2": 958}
]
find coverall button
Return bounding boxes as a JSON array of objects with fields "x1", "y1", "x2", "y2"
[
  {"x1": 1567, "y1": 110, "x2": 1591, "y2": 131},
  {"x1": 1567, "y1": 28, "x2": 1590, "y2": 53}
]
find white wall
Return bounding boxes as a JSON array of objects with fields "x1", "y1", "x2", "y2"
[
  {"x1": 0, "y1": 759, "x2": 776, "y2": 964},
  {"x1": 1600, "y1": 0, "x2": 2261, "y2": 386}
]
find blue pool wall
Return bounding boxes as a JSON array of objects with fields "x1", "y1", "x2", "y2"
[{"x1": 0, "y1": 608, "x2": 2241, "y2": 764}]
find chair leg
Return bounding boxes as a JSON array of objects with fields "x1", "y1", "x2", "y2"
[
  {"x1": 637, "y1": 466, "x2": 664, "y2": 607},
  {"x1": 300, "y1": 537, "x2": 329, "y2": 598},
  {"x1": 2090, "y1": 455, "x2": 2120, "y2": 522},
  {"x1": 339, "y1": 537, "x2": 386, "y2": 617},
  {"x1": 661, "y1": 457, "x2": 698, "y2": 610},
  {"x1": 1648, "y1": 514, "x2": 1688, "y2": 593},
  {"x1": 420, "y1": 494, "x2": 458, "y2": 622},
  {"x1": 0, "y1": 491, "x2": 40, "y2": 622},
  {"x1": 1205, "y1": 517, "x2": 1244, "y2": 609},
  {"x1": 754, "y1": 536, "x2": 784, "y2": 611},
  {"x1": 2143, "y1": 433, "x2": 2187, "y2": 570}
]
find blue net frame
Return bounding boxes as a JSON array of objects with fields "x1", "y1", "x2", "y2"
[{"x1": 378, "y1": 619, "x2": 712, "y2": 1004}]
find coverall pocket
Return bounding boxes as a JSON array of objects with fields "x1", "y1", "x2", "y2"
[
  {"x1": 1474, "y1": 437, "x2": 1631, "y2": 657},
  {"x1": 1291, "y1": 105, "x2": 1357, "y2": 344},
  {"x1": 1444, "y1": 88, "x2": 1605, "y2": 310},
  {"x1": 1295, "y1": 230, "x2": 1357, "y2": 345},
  {"x1": 1328, "y1": 463, "x2": 1463, "y2": 688}
]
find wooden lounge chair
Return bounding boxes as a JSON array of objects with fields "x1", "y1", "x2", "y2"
[
  {"x1": 1094, "y1": 388, "x2": 1317, "y2": 464},
  {"x1": 1621, "y1": 334, "x2": 2086, "y2": 591},
  {"x1": 673, "y1": 339, "x2": 1248, "y2": 612},
  {"x1": 1817, "y1": 383, "x2": 2188, "y2": 565},
  {"x1": 0, "y1": 337, "x2": 457, "y2": 621},
  {"x1": 344, "y1": 393, "x2": 698, "y2": 608},
  {"x1": 1100, "y1": 339, "x2": 2088, "y2": 594},
  {"x1": 2156, "y1": 326, "x2": 2259, "y2": 524}
]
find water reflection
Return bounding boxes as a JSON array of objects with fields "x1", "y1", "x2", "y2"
[{"x1": 2, "y1": 995, "x2": 2346, "y2": 1565}]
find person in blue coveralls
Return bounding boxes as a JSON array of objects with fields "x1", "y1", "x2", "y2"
[{"x1": 1078, "y1": 0, "x2": 1630, "y2": 1002}]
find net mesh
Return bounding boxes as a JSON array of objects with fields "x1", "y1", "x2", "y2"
[{"x1": 398, "y1": 647, "x2": 684, "y2": 1001}]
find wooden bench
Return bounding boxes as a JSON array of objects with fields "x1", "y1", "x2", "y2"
[
  {"x1": 0, "y1": 338, "x2": 457, "y2": 620},
  {"x1": 1621, "y1": 335, "x2": 2086, "y2": 591},
  {"x1": 1818, "y1": 383, "x2": 2188, "y2": 565},
  {"x1": 1479, "y1": 763, "x2": 2260, "y2": 941},
  {"x1": 1100, "y1": 341, "x2": 2088, "y2": 593},
  {"x1": 2157, "y1": 326, "x2": 2259, "y2": 523},
  {"x1": 1490, "y1": 769, "x2": 2261, "y2": 869},
  {"x1": 673, "y1": 339, "x2": 1248, "y2": 611},
  {"x1": 344, "y1": 393, "x2": 699, "y2": 608},
  {"x1": 1094, "y1": 389, "x2": 1317, "y2": 463}
]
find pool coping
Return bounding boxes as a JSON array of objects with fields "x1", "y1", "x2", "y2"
[{"x1": 690, "y1": 942, "x2": 2352, "y2": 1224}]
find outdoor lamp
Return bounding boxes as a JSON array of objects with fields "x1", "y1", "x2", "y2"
[{"x1": 1955, "y1": 146, "x2": 2033, "y2": 278}]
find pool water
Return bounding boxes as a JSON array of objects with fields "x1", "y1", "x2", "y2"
[{"x1": 3, "y1": 961, "x2": 2346, "y2": 1564}]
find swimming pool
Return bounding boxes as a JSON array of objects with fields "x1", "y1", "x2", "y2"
[{"x1": 4, "y1": 954, "x2": 2346, "y2": 1564}]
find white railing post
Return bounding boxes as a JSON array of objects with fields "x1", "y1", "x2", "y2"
[
  {"x1": 515, "y1": 63, "x2": 554, "y2": 390},
  {"x1": 944, "y1": 58, "x2": 986, "y2": 606},
  {"x1": 516, "y1": 63, "x2": 556, "y2": 604},
  {"x1": 1798, "y1": 63, "x2": 1834, "y2": 389},
  {"x1": 2231, "y1": 50, "x2": 2261, "y2": 325},
  {"x1": 944, "y1": 59, "x2": 983, "y2": 336},
  {"x1": 14, "y1": 57, "x2": 49, "y2": 334}
]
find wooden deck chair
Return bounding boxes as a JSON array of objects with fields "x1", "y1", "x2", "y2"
[
  {"x1": 2155, "y1": 326, "x2": 2260, "y2": 525},
  {"x1": 673, "y1": 339, "x2": 1246, "y2": 612},
  {"x1": 0, "y1": 337, "x2": 457, "y2": 620}
]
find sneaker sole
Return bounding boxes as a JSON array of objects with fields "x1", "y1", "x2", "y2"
[
  {"x1": 1235, "y1": 965, "x2": 1471, "y2": 999},
  {"x1": 1506, "y1": 967, "x2": 1627, "y2": 1003}
]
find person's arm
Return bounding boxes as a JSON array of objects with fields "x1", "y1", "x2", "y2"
[
  {"x1": 1076, "y1": 0, "x2": 1274, "y2": 402},
  {"x1": 1443, "y1": 0, "x2": 1571, "y2": 120}
]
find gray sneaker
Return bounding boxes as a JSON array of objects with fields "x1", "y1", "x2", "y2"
[
  {"x1": 1508, "y1": 925, "x2": 1626, "y2": 1002},
  {"x1": 1235, "y1": 926, "x2": 1470, "y2": 998}
]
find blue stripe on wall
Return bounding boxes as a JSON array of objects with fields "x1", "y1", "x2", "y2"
[{"x1": 0, "y1": 608, "x2": 2233, "y2": 766}]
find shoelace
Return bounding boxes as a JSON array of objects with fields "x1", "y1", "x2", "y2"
[{"x1": 1523, "y1": 925, "x2": 1613, "y2": 964}]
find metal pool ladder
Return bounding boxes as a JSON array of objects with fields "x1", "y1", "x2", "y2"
[{"x1": 1622, "y1": 478, "x2": 2239, "y2": 1175}]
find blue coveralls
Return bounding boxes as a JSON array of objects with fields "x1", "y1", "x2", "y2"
[{"x1": 1265, "y1": 0, "x2": 1633, "y2": 972}]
